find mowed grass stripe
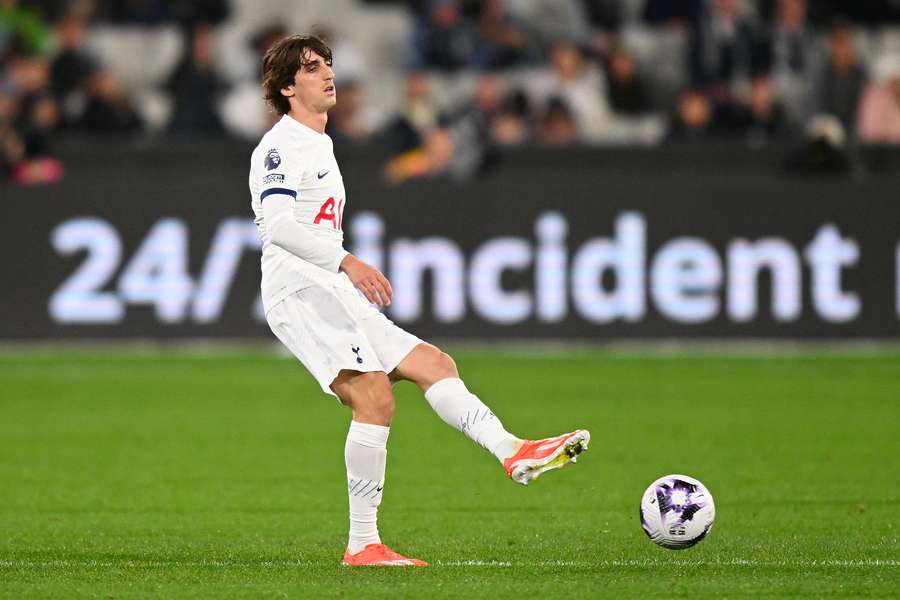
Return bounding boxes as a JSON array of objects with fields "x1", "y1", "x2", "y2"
[{"x1": 0, "y1": 351, "x2": 897, "y2": 598}]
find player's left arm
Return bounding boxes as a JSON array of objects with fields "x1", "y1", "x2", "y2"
[{"x1": 338, "y1": 254, "x2": 392, "y2": 306}]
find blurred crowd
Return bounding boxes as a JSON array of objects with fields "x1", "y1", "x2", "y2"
[{"x1": 2, "y1": 0, "x2": 900, "y2": 184}]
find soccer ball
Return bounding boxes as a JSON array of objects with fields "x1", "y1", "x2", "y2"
[{"x1": 639, "y1": 474, "x2": 715, "y2": 549}]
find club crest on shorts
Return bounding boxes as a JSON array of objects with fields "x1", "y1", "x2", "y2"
[
  {"x1": 264, "y1": 148, "x2": 282, "y2": 170},
  {"x1": 351, "y1": 346, "x2": 363, "y2": 364}
]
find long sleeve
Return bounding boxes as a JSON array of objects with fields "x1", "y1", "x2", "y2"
[{"x1": 263, "y1": 193, "x2": 349, "y2": 273}]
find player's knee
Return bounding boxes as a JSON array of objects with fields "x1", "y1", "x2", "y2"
[
  {"x1": 394, "y1": 343, "x2": 459, "y2": 392},
  {"x1": 418, "y1": 344, "x2": 458, "y2": 381},
  {"x1": 367, "y1": 388, "x2": 395, "y2": 424},
  {"x1": 432, "y1": 349, "x2": 458, "y2": 379}
]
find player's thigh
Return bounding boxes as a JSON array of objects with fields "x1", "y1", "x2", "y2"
[
  {"x1": 340, "y1": 289, "x2": 426, "y2": 380},
  {"x1": 266, "y1": 287, "x2": 386, "y2": 398}
]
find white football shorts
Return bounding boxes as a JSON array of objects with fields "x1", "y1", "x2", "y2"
[{"x1": 266, "y1": 285, "x2": 423, "y2": 398}]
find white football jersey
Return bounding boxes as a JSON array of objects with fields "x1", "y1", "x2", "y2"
[{"x1": 249, "y1": 115, "x2": 353, "y2": 312}]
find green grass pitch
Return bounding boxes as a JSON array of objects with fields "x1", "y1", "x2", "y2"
[{"x1": 1, "y1": 349, "x2": 897, "y2": 598}]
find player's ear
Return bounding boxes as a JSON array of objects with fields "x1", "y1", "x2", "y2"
[{"x1": 280, "y1": 84, "x2": 295, "y2": 99}]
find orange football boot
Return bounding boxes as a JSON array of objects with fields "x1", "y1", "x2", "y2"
[
  {"x1": 342, "y1": 543, "x2": 428, "y2": 567},
  {"x1": 503, "y1": 429, "x2": 590, "y2": 485}
]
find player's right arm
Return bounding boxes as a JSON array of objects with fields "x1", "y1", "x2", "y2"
[
  {"x1": 256, "y1": 139, "x2": 349, "y2": 271},
  {"x1": 256, "y1": 140, "x2": 392, "y2": 306},
  {"x1": 262, "y1": 194, "x2": 349, "y2": 272},
  {"x1": 264, "y1": 200, "x2": 391, "y2": 305}
]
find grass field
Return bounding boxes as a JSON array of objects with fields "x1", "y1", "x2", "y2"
[{"x1": 1, "y1": 349, "x2": 898, "y2": 598}]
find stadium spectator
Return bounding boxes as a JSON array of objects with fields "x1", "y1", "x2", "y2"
[
  {"x1": 5, "y1": 53, "x2": 50, "y2": 100},
  {"x1": 527, "y1": 39, "x2": 614, "y2": 143},
  {"x1": 472, "y1": 73, "x2": 505, "y2": 119},
  {"x1": 166, "y1": 24, "x2": 226, "y2": 135},
  {"x1": 3, "y1": 52, "x2": 63, "y2": 178},
  {"x1": 857, "y1": 54, "x2": 900, "y2": 145},
  {"x1": 535, "y1": 96, "x2": 577, "y2": 146},
  {"x1": 811, "y1": 20, "x2": 867, "y2": 136},
  {"x1": 2, "y1": 0, "x2": 898, "y2": 166},
  {"x1": 475, "y1": 0, "x2": 536, "y2": 69},
  {"x1": 666, "y1": 87, "x2": 745, "y2": 143},
  {"x1": 442, "y1": 73, "x2": 508, "y2": 157},
  {"x1": 410, "y1": 0, "x2": 480, "y2": 71},
  {"x1": 488, "y1": 96, "x2": 530, "y2": 147},
  {"x1": 785, "y1": 113, "x2": 851, "y2": 173},
  {"x1": 384, "y1": 74, "x2": 502, "y2": 183},
  {"x1": 78, "y1": 70, "x2": 142, "y2": 134},
  {"x1": 486, "y1": 85, "x2": 530, "y2": 147},
  {"x1": 766, "y1": 0, "x2": 824, "y2": 125},
  {"x1": 327, "y1": 78, "x2": 380, "y2": 145},
  {"x1": 688, "y1": 0, "x2": 759, "y2": 98},
  {"x1": 381, "y1": 71, "x2": 439, "y2": 154},
  {"x1": 667, "y1": 88, "x2": 715, "y2": 142},
  {"x1": 440, "y1": 98, "x2": 496, "y2": 176},
  {"x1": 604, "y1": 44, "x2": 652, "y2": 114},
  {"x1": 49, "y1": 13, "x2": 99, "y2": 125},
  {"x1": 19, "y1": 91, "x2": 58, "y2": 157},
  {"x1": 0, "y1": 2, "x2": 67, "y2": 184},
  {"x1": 383, "y1": 126, "x2": 453, "y2": 184},
  {"x1": 743, "y1": 73, "x2": 792, "y2": 147},
  {"x1": 0, "y1": 87, "x2": 25, "y2": 176}
]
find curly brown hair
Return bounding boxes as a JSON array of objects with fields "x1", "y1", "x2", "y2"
[{"x1": 261, "y1": 35, "x2": 333, "y2": 115}]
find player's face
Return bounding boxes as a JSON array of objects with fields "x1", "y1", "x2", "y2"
[{"x1": 284, "y1": 50, "x2": 336, "y2": 114}]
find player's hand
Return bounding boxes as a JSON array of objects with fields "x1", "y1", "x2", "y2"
[{"x1": 339, "y1": 254, "x2": 393, "y2": 306}]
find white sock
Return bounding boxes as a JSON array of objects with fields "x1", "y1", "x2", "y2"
[
  {"x1": 345, "y1": 421, "x2": 390, "y2": 554},
  {"x1": 424, "y1": 377, "x2": 522, "y2": 461}
]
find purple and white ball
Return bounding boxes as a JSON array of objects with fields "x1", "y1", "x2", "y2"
[{"x1": 640, "y1": 474, "x2": 715, "y2": 549}]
